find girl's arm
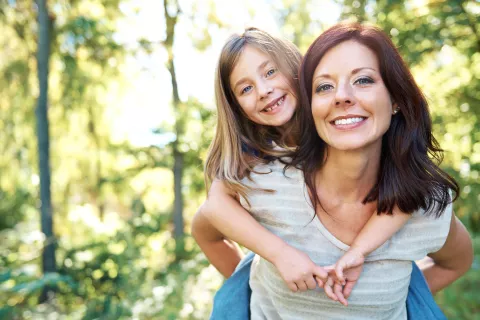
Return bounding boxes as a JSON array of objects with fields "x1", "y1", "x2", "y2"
[
  {"x1": 350, "y1": 209, "x2": 411, "y2": 257},
  {"x1": 192, "y1": 179, "x2": 328, "y2": 292},
  {"x1": 416, "y1": 211, "x2": 473, "y2": 294},
  {"x1": 324, "y1": 210, "x2": 411, "y2": 305},
  {"x1": 332, "y1": 210, "x2": 411, "y2": 281}
]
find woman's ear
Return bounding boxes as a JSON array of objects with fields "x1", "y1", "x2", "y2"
[{"x1": 392, "y1": 102, "x2": 400, "y2": 115}]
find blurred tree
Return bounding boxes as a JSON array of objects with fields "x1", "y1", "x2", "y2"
[
  {"x1": 162, "y1": 0, "x2": 185, "y2": 253},
  {"x1": 0, "y1": 0, "x2": 138, "y2": 315},
  {"x1": 340, "y1": 0, "x2": 368, "y2": 22},
  {"x1": 35, "y1": 0, "x2": 56, "y2": 303}
]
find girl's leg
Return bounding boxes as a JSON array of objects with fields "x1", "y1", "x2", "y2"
[
  {"x1": 406, "y1": 262, "x2": 447, "y2": 320},
  {"x1": 210, "y1": 252, "x2": 254, "y2": 320}
]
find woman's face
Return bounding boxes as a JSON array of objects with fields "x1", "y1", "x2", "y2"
[
  {"x1": 229, "y1": 46, "x2": 297, "y2": 127},
  {"x1": 311, "y1": 40, "x2": 396, "y2": 151}
]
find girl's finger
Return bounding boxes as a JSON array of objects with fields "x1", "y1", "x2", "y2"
[
  {"x1": 334, "y1": 283, "x2": 348, "y2": 306},
  {"x1": 324, "y1": 278, "x2": 338, "y2": 301}
]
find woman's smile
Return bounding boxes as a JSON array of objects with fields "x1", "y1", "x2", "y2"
[{"x1": 330, "y1": 115, "x2": 368, "y2": 130}]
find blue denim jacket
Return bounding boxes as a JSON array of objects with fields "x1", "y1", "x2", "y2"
[{"x1": 210, "y1": 253, "x2": 446, "y2": 320}]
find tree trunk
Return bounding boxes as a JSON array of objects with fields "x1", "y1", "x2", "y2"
[
  {"x1": 163, "y1": 0, "x2": 185, "y2": 248},
  {"x1": 173, "y1": 149, "x2": 184, "y2": 239},
  {"x1": 36, "y1": 0, "x2": 56, "y2": 303}
]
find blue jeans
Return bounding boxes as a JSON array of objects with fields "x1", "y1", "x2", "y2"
[{"x1": 210, "y1": 253, "x2": 446, "y2": 320}]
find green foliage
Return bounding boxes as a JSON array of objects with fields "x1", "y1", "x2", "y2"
[{"x1": 0, "y1": 188, "x2": 33, "y2": 230}]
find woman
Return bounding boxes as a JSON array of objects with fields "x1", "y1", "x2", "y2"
[{"x1": 231, "y1": 23, "x2": 472, "y2": 319}]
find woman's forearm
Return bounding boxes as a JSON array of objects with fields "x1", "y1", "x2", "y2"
[
  {"x1": 416, "y1": 256, "x2": 466, "y2": 294},
  {"x1": 417, "y1": 215, "x2": 473, "y2": 294}
]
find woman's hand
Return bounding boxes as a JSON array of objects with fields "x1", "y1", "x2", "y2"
[{"x1": 271, "y1": 243, "x2": 328, "y2": 292}]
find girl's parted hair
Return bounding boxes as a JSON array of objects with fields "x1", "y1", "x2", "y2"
[
  {"x1": 291, "y1": 22, "x2": 458, "y2": 216},
  {"x1": 205, "y1": 28, "x2": 302, "y2": 198}
]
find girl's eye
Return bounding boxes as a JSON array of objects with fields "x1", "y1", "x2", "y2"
[
  {"x1": 354, "y1": 77, "x2": 374, "y2": 85},
  {"x1": 241, "y1": 85, "x2": 253, "y2": 94},
  {"x1": 266, "y1": 68, "x2": 276, "y2": 77},
  {"x1": 315, "y1": 83, "x2": 334, "y2": 93}
]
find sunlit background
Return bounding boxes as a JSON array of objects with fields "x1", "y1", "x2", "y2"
[{"x1": 1, "y1": 0, "x2": 479, "y2": 319}]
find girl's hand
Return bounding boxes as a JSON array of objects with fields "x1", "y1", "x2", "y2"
[
  {"x1": 271, "y1": 244, "x2": 328, "y2": 292},
  {"x1": 323, "y1": 248, "x2": 365, "y2": 306},
  {"x1": 332, "y1": 247, "x2": 365, "y2": 285}
]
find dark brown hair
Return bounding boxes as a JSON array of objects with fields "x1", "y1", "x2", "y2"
[{"x1": 290, "y1": 22, "x2": 458, "y2": 216}]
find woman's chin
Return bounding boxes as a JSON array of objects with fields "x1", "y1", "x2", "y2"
[{"x1": 326, "y1": 139, "x2": 376, "y2": 152}]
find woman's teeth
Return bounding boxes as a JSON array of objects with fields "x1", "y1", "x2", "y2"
[
  {"x1": 334, "y1": 117, "x2": 365, "y2": 125},
  {"x1": 263, "y1": 96, "x2": 285, "y2": 112}
]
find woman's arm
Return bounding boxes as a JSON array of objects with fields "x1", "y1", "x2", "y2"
[
  {"x1": 416, "y1": 211, "x2": 473, "y2": 294},
  {"x1": 192, "y1": 179, "x2": 328, "y2": 291}
]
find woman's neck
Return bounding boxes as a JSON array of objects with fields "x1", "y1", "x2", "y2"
[{"x1": 316, "y1": 144, "x2": 382, "y2": 204}]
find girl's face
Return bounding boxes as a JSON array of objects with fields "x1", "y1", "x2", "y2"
[
  {"x1": 311, "y1": 40, "x2": 396, "y2": 152},
  {"x1": 229, "y1": 46, "x2": 297, "y2": 127}
]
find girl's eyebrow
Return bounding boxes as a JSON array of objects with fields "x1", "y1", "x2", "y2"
[{"x1": 233, "y1": 60, "x2": 271, "y2": 90}]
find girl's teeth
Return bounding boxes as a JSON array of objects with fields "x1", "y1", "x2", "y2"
[
  {"x1": 264, "y1": 97, "x2": 285, "y2": 113},
  {"x1": 334, "y1": 117, "x2": 364, "y2": 125},
  {"x1": 276, "y1": 97, "x2": 284, "y2": 106}
]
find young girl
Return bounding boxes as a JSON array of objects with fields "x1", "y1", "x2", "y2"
[{"x1": 192, "y1": 27, "x2": 412, "y2": 306}]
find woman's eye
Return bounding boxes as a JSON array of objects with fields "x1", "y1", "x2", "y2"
[
  {"x1": 354, "y1": 77, "x2": 374, "y2": 85},
  {"x1": 315, "y1": 83, "x2": 334, "y2": 93},
  {"x1": 241, "y1": 85, "x2": 253, "y2": 94},
  {"x1": 266, "y1": 68, "x2": 276, "y2": 77}
]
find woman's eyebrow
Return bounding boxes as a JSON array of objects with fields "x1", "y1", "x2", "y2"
[
  {"x1": 351, "y1": 67, "x2": 377, "y2": 74},
  {"x1": 313, "y1": 67, "x2": 377, "y2": 82}
]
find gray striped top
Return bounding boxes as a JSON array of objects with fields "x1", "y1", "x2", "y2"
[{"x1": 240, "y1": 160, "x2": 451, "y2": 320}]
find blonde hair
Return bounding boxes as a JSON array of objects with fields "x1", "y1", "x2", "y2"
[{"x1": 205, "y1": 27, "x2": 302, "y2": 199}]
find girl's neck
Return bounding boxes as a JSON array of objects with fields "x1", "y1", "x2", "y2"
[
  {"x1": 316, "y1": 144, "x2": 381, "y2": 204},
  {"x1": 275, "y1": 125, "x2": 297, "y2": 147}
]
